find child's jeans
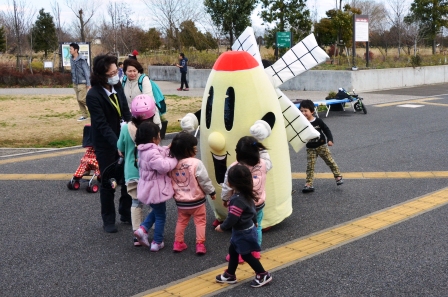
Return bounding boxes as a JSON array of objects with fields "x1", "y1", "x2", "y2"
[
  {"x1": 141, "y1": 202, "x2": 166, "y2": 244},
  {"x1": 256, "y1": 208, "x2": 264, "y2": 246},
  {"x1": 175, "y1": 204, "x2": 206, "y2": 243},
  {"x1": 306, "y1": 145, "x2": 341, "y2": 186}
]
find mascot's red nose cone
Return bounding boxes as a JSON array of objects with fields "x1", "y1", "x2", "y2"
[{"x1": 213, "y1": 51, "x2": 259, "y2": 71}]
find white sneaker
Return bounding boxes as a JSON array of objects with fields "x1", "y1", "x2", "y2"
[
  {"x1": 150, "y1": 241, "x2": 164, "y2": 252},
  {"x1": 77, "y1": 116, "x2": 88, "y2": 121},
  {"x1": 133, "y1": 227, "x2": 149, "y2": 247}
]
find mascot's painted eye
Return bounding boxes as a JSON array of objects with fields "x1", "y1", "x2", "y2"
[
  {"x1": 206, "y1": 86, "x2": 214, "y2": 129},
  {"x1": 224, "y1": 87, "x2": 235, "y2": 131}
]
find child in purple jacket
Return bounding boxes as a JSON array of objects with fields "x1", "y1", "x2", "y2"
[{"x1": 133, "y1": 121, "x2": 177, "y2": 252}]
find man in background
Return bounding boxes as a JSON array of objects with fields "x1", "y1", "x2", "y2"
[
  {"x1": 176, "y1": 53, "x2": 189, "y2": 91},
  {"x1": 70, "y1": 43, "x2": 91, "y2": 121}
]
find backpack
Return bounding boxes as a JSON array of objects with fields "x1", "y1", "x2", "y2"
[{"x1": 122, "y1": 74, "x2": 167, "y2": 116}]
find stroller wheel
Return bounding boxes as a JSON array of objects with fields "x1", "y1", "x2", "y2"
[
  {"x1": 67, "y1": 181, "x2": 74, "y2": 190},
  {"x1": 73, "y1": 180, "x2": 81, "y2": 190},
  {"x1": 91, "y1": 184, "x2": 99, "y2": 193}
]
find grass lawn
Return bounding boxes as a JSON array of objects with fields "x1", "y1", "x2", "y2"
[{"x1": 0, "y1": 94, "x2": 202, "y2": 148}]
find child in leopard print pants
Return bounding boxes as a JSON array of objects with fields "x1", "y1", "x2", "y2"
[{"x1": 299, "y1": 99, "x2": 343, "y2": 193}]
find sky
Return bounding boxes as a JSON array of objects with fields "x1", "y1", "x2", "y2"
[
  {"x1": 1, "y1": 0, "x2": 413, "y2": 33},
  {"x1": 1, "y1": 0, "x2": 340, "y2": 30}
]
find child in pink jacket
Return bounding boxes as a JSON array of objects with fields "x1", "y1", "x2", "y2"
[
  {"x1": 133, "y1": 121, "x2": 178, "y2": 252},
  {"x1": 169, "y1": 132, "x2": 216, "y2": 254}
]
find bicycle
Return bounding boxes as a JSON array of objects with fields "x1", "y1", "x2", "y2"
[{"x1": 350, "y1": 89, "x2": 367, "y2": 114}]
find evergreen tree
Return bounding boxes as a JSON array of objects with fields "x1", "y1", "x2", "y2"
[
  {"x1": 204, "y1": 0, "x2": 257, "y2": 45},
  {"x1": 405, "y1": 0, "x2": 448, "y2": 54},
  {"x1": 0, "y1": 26, "x2": 6, "y2": 52},
  {"x1": 179, "y1": 20, "x2": 216, "y2": 51},
  {"x1": 32, "y1": 9, "x2": 58, "y2": 57},
  {"x1": 146, "y1": 28, "x2": 162, "y2": 50},
  {"x1": 138, "y1": 28, "x2": 162, "y2": 51},
  {"x1": 259, "y1": 0, "x2": 312, "y2": 54},
  {"x1": 204, "y1": 32, "x2": 218, "y2": 50},
  {"x1": 327, "y1": 5, "x2": 360, "y2": 47},
  {"x1": 314, "y1": 18, "x2": 336, "y2": 47}
]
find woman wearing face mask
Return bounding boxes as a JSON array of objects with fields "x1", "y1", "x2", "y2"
[
  {"x1": 122, "y1": 58, "x2": 161, "y2": 129},
  {"x1": 86, "y1": 54, "x2": 133, "y2": 233}
]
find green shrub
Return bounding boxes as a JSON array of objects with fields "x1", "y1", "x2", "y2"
[
  {"x1": 410, "y1": 54, "x2": 422, "y2": 68},
  {"x1": 326, "y1": 91, "x2": 337, "y2": 99},
  {"x1": 0, "y1": 65, "x2": 71, "y2": 87}
]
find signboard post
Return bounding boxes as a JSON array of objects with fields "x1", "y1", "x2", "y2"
[
  {"x1": 352, "y1": 15, "x2": 369, "y2": 68},
  {"x1": 275, "y1": 31, "x2": 292, "y2": 60},
  {"x1": 44, "y1": 61, "x2": 53, "y2": 72}
]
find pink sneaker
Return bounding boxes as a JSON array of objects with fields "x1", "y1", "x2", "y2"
[
  {"x1": 225, "y1": 254, "x2": 245, "y2": 263},
  {"x1": 196, "y1": 243, "x2": 206, "y2": 254},
  {"x1": 133, "y1": 227, "x2": 149, "y2": 247},
  {"x1": 173, "y1": 241, "x2": 188, "y2": 252},
  {"x1": 150, "y1": 241, "x2": 165, "y2": 252},
  {"x1": 252, "y1": 251, "x2": 261, "y2": 259}
]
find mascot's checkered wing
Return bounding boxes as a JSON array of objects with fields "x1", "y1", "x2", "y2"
[
  {"x1": 276, "y1": 88, "x2": 318, "y2": 152},
  {"x1": 231, "y1": 27, "x2": 263, "y2": 66},
  {"x1": 265, "y1": 34, "x2": 329, "y2": 88},
  {"x1": 232, "y1": 29, "x2": 323, "y2": 152}
]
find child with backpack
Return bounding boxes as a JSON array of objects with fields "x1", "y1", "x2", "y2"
[{"x1": 169, "y1": 132, "x2": 216, "y2": 254}]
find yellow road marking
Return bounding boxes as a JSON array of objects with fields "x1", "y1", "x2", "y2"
[
  {"x1": 0, "y1": 174, "x2": 75, "y2": 180},
  {"x1": 417, "y1": 102, "x2": 448, "y2": 107},
  {"x1": 134, "y1": 187, "x2": 448, "y2": 297},
  {"x1": 0, "y1": 171, "x2": 447, "y2": 181},
  {"x1": 0, "y1": 148, "x2": 85, "y2": 165},
  {"x1": 375, "y1": 97, "x2": 448, "y2": 107},
  {"x1": 291, "y1": 171, "x2": 448, "y2": 179}
]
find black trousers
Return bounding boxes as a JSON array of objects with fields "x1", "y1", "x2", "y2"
[
  {"x1": 96, "y1": 149, "x2": 132, "y2": 226},
  {"x1": 180, "y1": 72, "x2": 189, "y2": 89},
  {"x1": 227, "y1": 243, "x2": 265, "y2": 275}
]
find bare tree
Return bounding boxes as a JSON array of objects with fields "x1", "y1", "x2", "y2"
[
  {"x1": 141, "y1": 0, "x2": 204, "y2": 50},
  {"x1": 106, "y1": 2, "x2": 119, "y2": 54},
  {"x1": 51, "y1": 1, "x2": 64, "y2": 42},
  {"x1": 99, "y1": 2, "x2": 138, "y2": 56},
  {"x1": 195, "y1": 11, "x2": 222, "y2": 51},
  {"x1": 403, "y1": 17, "x2": 426, "y2": 56},
  {"x1": 2, "y1": 0, "x2": 35, "y2": 69},
  {"x1": 350, "y1": 0, "x2": 388, "y2": 33},
  {"x1": 387, "y1": 0, "x2": 407, "y2": 57},
  {"x1": 65, "y1": 0, "x2": 101, "y2": 42}
]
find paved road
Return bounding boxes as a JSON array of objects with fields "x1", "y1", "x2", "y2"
[
  {"x1": 0, "y1": 80, "x2": 428, "y2": 104},
  {"x1": 1, "y1": 83, "x2": 447, "y2": 297}
]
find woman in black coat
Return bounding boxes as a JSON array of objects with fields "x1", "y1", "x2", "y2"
[{"x1": 86, "y1": 54, "x2": 132, "y2": 233}]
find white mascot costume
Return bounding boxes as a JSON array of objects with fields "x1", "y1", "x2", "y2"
[{"x1": 181, "y1": 28, "x2": 329, "y2": 228}]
